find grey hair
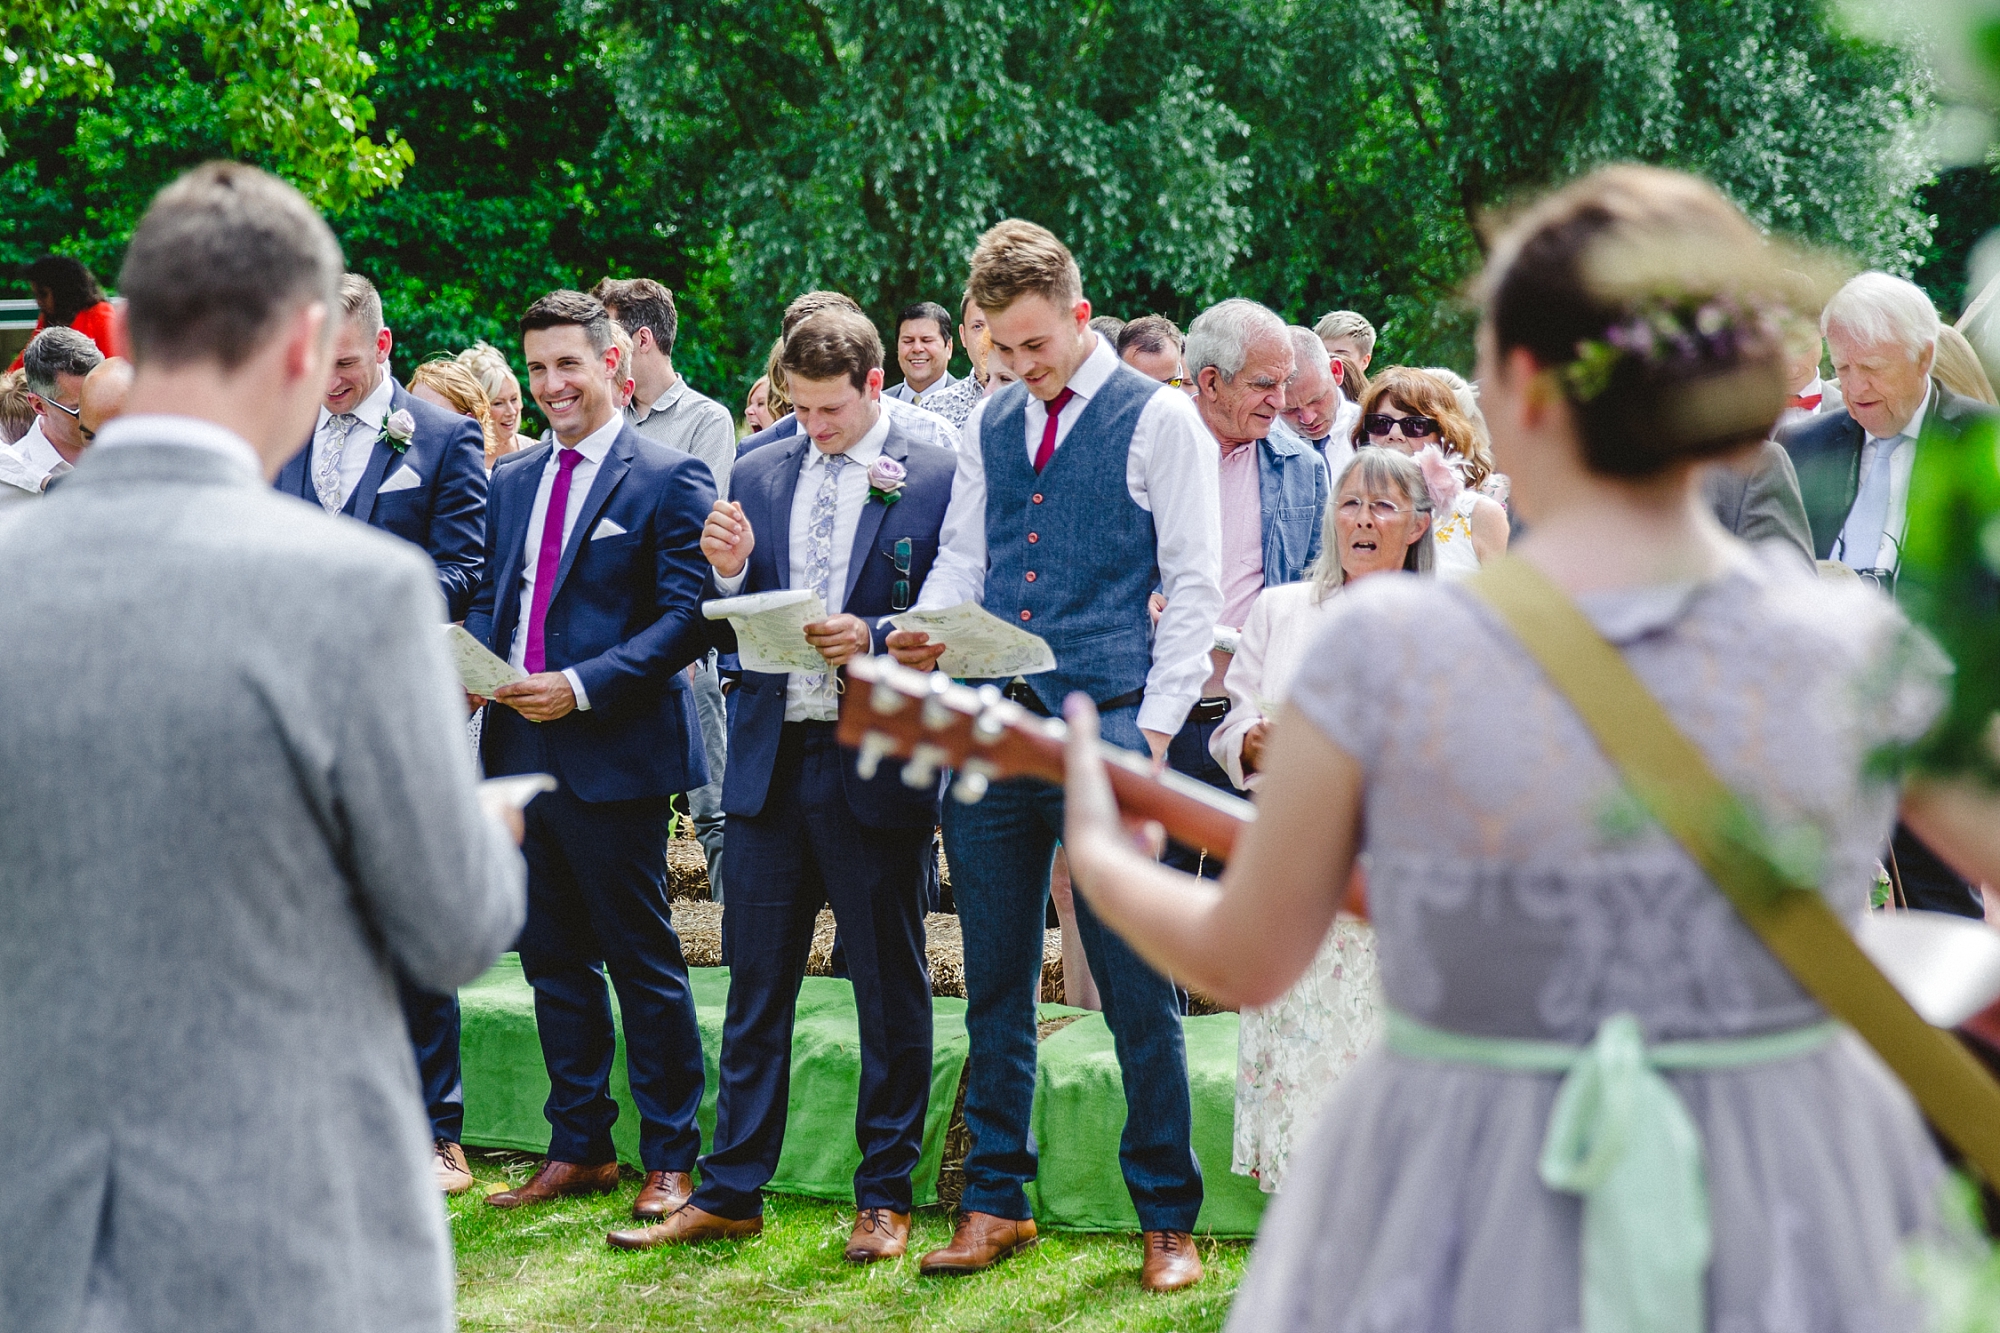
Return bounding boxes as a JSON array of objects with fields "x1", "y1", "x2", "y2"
[
  {"x1": 1821, "y1": 272, "x2": 1939, "y2": 362},
  {"x1": 1306, "y1": 447, "x2": 1435, "y2": 600},
  {"x1": 1288, "y1": 326, "x2": 1333, "y2": 380},
  {"x1": 1185, "y1": 298, "x2": 1287, "y2": 381},
  {"x1": 22, "y1": 326, "x2": 104, "y2": 397},
  {"x1": 1313, "y1": 310, "x2": 1377, "y2": 357}
]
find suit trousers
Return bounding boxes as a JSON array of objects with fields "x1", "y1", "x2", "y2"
[
  {"x1": 693, "y1": 722, "x2": 934, "y2": 1219},
  {"x1": 687, "y1": 653, "x2": 729, "y2": 902},
  {"x1": 1161, "y1": 707, "x2": 1231, "y2": 881},
  {"x1": 396, "y1": 975, "x2": 464, "y2": 1141},
  {"x1": 942, "y1": 705, "x2": 1204, "y2": 1233},
  {"x1": 504, "y1": 713, "x2": 705, "y2": 1172}
]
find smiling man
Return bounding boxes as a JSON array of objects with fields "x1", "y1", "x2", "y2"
[
  {"x1": 466, "y1": 289, "x2": 718, "y2": 1219},
  {"x1": 884, "y1": 219, "x2": 1220, "y2": 1293},
  {"x1": 885, "y1": 300, "x2": 957, "y2": 406}
]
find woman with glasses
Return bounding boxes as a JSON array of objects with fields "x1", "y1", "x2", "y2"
[
  {"x1": 1356, "y1": 366, "x2": 1509, "y2": 577},
  {"x1": 1213, "y1": 448, "x2": 1433, "y2": 1193}
]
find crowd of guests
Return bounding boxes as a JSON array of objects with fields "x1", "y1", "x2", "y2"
[{"x1": 6, "y1": 156, "x2": 2000, "y2": 1332}]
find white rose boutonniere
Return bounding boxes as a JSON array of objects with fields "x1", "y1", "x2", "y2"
[
  {"x1": 866, "y1": 455, "x2": 906, "y2": 506},
  {"x1": 383, "y1": 408, "x2": 418, "y2": 454}
]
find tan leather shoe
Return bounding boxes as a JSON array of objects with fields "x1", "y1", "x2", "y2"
[
  {"x1": 1139, "y1": 1229, "x2": 1203, "y2": 1292},
  {"x1": 606, "y1": 1203, "x2": 763, "y2": 1250},
  {"x1": 918, "y1": 1211, "x2": 1038, "y2": 1276},
  {"x1": 433, "y1": 1138, "x2": 475, "y2": 1195},
  {"x1": 631, "y1": 1170, "x2": 694, "y2": 1219},
  {"x1": 843, "y1": 1208, "x2": 910, "y2": 1263},
  {"x1": 482, "y1": 1159, "x2": 621, "y2": 1209}
]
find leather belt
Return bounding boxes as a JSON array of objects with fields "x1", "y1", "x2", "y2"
[
  {"x1": 1002, "y1": 680, "x2": 1144, "y2": 718},
  {"x1": 1187, "y1": 697, "x2": 1230, "y2": 725}
]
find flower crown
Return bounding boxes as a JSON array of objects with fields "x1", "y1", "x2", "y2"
[{"x1": 1561, "y1": 295, "x2": 1786, "y2": 404}]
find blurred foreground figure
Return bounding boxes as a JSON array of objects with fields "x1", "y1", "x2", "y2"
[{"x1": 0, "y1": 162, "x2": 526, "y2": 1333}]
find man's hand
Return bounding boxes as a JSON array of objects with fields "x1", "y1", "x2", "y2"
[
  {"x1": 466, "y1": 691, "x2": 488, "y2": 716},
  {"x1": 805, "y1": 613, "x2": 873, "y2": 668},
  {"x1": 1240, "y1": 719, "x2": 1269, "y2": 774},
  {"x1": 493, "y1": 672, "x2": 578, "y2": 722},
  {"x1": 885, "y1": 627, "x2": 948, "y2": 671},
  {"x1": 702, "y1": 499, "x2": 754, "y2": 577},
  {"x1": 1142, "y1": 727, "x2": 1171, "y2": 768},
  {"x1": 1148, "y1": 591, "x2": 1167, "y2": 627}
]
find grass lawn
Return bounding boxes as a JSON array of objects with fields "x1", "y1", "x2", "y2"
[{"x1": 452, "y1": 1152, "x2": 1251, "y2": 1331}]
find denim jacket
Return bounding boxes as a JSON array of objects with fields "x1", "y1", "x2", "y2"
[{"x1": 1258, "y1": 418, "x2": 1331, "y2": 586}]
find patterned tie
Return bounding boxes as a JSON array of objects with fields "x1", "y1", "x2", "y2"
[
  {"x1": 523, "y1": 447, "x2": 585, "y2": 674},
  {"x1": 800, "y1": 451, "x2": 851, "y2": 708},
  {"x1": 1032, "y1": 387, "x2": 1076, "y2": 473},
  {"x1": 313, "y1": 413, "x2": 358, "y2": 512},
  {"x1": 1840, "y1": 435, "x2": 1900, "y2": 571}
]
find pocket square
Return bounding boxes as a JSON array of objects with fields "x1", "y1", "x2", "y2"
[
  {"x1": 378, "y1": 464, "x2": 423, "y2": 494},
  {"x1": 591, "y1": 518, "x2": 629, "y2": 540}
]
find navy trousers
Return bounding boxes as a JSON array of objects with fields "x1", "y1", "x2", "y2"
[
  {"x1": 693, "y1": 723, "x2": 934, "y2": 1219},
  {"x1": 397, "y1": 975, "x2": 463, "y2": 1141},
  {"x1": 512, "y1": 770, "x2": 706, "y2": 1172},
  {"x1": 1161, "y1": 707, "x2": 1232, "y2": 880},
  {"x1": 942, "y1": 704, "x2": 1203, "y2": 1233}
]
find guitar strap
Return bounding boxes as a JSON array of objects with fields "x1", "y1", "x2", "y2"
[{"x1": 1467, "y1": 556, "x2": 2000, "y2": 1187}]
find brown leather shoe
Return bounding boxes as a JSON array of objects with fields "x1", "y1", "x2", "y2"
[
  {"x1": 433, "y1": 1138, "x2": 475, "y2": 1195},
  {"x1": 918, "y1": 1211, "x2": 1038, "y2": 1276},
  {"x1": 843, "y1": 1208, "x2": 910, "y2": 1263},
  {"x1": 630, "y1": 1170, "x2": 694, "y2": 1219},
  {"x1": 606, "y1": 1203, "x2": 763, "y2": 1250},
  {"x1": 482, "y1": 1159, "x2": 621, "y2": 1209},
  {"x1": 1139, "y1": 1229, "x2": 1204, "y2": 1292}
]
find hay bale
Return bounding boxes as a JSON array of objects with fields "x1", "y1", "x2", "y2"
[
  {"x1": 670, "y1": 899, "x2": 725, "y2": 967},
  {"x1": 667, "y1": 839, "x2": 711, "y2": 901}
]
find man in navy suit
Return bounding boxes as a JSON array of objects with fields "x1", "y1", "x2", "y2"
[
  {"x1": 272, "y1": 273, "x2": 490, "y2": 1192},
  {"x1": 606, "y1": 308, "x2": 982, "y2": 1261},
  {"x1": 467, "y1": 290, "x2": 718, "y2": 1220}
]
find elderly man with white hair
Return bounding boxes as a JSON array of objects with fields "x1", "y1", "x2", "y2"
[
  {"x1": 1160, "y1": 299, "x2": 1329, "y2": 876},
  {"x1": 1271, "y1": 325, "x2": 1357, "y2": 476},
  {"x1": 1780, "y1": 269, "x2": 1997, "y2": 919}
]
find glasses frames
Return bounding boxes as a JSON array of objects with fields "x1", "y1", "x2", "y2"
[
  {"x1": 891, "y1": 537, "x2": 912, "y2": 611},
  {"x1": 1336, "y1": 497, "x2": 1416, "y2": 522},
  {"x1": 1364, "y1": 413, "x2": 1440, "y2": 440}
]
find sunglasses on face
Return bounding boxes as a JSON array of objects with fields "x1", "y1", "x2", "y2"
[
  {"x1": 1364, "y1": 413, "x2": 1440, "y2": 440},
  {"x1": 36, "y1": 394, "x2": 82, "y2": 422}
]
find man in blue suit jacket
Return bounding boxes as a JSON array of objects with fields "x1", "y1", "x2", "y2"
[
  {"x1": 466, "y1": 290, "x2": 717, "y2": 1220},
  {"x1": 606, "y1": 308, "x2": 980, "y2": 1262},
  {"x1": 272, "y1": 273, "x2": 490, "y2": 1192}
]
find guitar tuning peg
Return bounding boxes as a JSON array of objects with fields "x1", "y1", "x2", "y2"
[
  {"x1": 951, "y1": 758, "x2": 998, "y2": 804},
  {"x1": 973, "y1": 704, "x2": 1009, "y2": 743},
  {"x1": 869, "y1": 685, "x2": 907, "y2": 716},
  {"x1": 855, "y1": 730, "x2": 897, "y2": 780},
  {"x1": 901, "y1": 742, "x2": 950, "y2": 789},
  {"x1": 975, "y1": 684, "x2": 1004, "y2": 708}
]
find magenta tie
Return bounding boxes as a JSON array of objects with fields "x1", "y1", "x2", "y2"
[{"x1": 523, "y1": 447, "x2": 584, "y2": 675}]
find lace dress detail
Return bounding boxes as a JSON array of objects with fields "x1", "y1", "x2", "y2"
[
  {"x1": 1225, "y1": 548, "x2": 1955, "y2": 1332},
  {"x1": 1430, "y1": 490, "x2": 1482, "y2": 582}
]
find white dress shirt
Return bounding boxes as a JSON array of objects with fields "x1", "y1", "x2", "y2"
[
  {"x1": 1831, "y1": 387, "x2": 1928, "y2": 572},
  {"x1": 0, "y1": 419, "x2": 68, "y2": 499},
  {"x1": 311, "y1": 372, "x2": 395, "y2": 511},
  {"x1": 926, "y1": 333, "x2": 1224, "y2": 736},
  {"x1": 507, "y1": 412, "x2": 624, "y2": 710}
]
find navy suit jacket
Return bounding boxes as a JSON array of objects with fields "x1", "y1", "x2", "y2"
[
  {"x1": 465, "y1": 423, "x2": 718, "y2": 802},
  {"x1": 735, "y1": 413, "x2": 800, "y2": 458},
  {"x1": 715, "y1": 418, "x2": 954, "y2": 828},
  {"x1": 275, "y1": 380, "x2": 487, "y2": 618}
]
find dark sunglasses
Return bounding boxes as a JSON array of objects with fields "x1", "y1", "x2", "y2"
[
  {"x1": 1364, "y1": 413, "x2": 1440, "y2": 439},
  {"x1": 890, "y1": 537, "x2": 912, "y2": 611}
]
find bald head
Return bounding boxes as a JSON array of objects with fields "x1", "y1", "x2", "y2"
[
  {"x1": 1282, "y1": 326, "x2": 1340, "y2": 441},
  {"x1": 80, "y1": 356, "x2": 134, "y2": 443}
]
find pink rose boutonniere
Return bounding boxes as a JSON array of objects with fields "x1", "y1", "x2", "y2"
[
  {"x1": 383, "y1": 408, "x2": 418, "y2": 454},
  {"x1": 866, "y1": 455, "x2": 906, "y2": 506}
]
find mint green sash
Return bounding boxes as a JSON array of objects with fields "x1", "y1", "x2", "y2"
[{"x1": 1385, "y1": 1009, "x2": 1838, "y2": 1333}]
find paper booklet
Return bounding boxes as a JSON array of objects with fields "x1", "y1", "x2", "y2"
[
  {"x1": 702, "y1": 589, "x2": 829, "y2": 673},
  {"x1": 887, "y1": 602, "x2": 1056, "y2": 679},
  {"x1": 479, "y1": 773, "x2": 558, "y2": 810},
  {"x1": 446, "y1": 625, "x2": 526, "y2": 696}
]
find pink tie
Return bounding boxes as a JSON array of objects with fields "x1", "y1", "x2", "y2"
[{"x1": 523, "y1": 447, "x2": 584, "y2": 675}]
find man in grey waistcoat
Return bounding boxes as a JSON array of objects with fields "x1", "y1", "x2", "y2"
[
  {"x1": 0, "y1": 162, "x2": 526, "y2": 1333},
  {"x1": 888, "y1": 220, "x2": 1221, "y2": 1293}
]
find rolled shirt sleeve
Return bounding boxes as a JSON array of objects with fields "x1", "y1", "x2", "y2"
[{"x1": 1130, "y1": 389, "x2": 1223, "y2": 736}]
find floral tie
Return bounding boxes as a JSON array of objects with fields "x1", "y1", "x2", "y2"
[
  {"x1": 314, "y1": 413, "x2": 358, "y2": 512},
  {"x1": 800, "y1": 452, "x2": 849, "y2": 709}
]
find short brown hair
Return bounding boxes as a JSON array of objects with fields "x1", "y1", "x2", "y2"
[
  {"x1": 593, "y1": 277, "x2": 679, "y2": 358},
  {"x1": 967, "y1": 220, "x2": 1083, "y2": 315},
  {"x1": 781, "y1": 290, "x2": 863, "y2": 339},
  {"x1": 118, "y1": 161, "x2": 343, "y2": 371},
  {"x1": 0, "y1": 371, "x2": 34, "y2": 444},
  {"x1": 519, "y1": 289, "x2": 616, "y2": 355},
  {"x1": 339, "y1": 273, "x2": 384, "y2": 337},
  {"x1": 1116, "y1": 314, "x2": 1182, "y2": 358},
  {"x1": 1358, "y1": 366, "x2": 1492, "y2": 487},
  {"x1": 781, "y1": 308, "x2": 882, "y2": 392}
]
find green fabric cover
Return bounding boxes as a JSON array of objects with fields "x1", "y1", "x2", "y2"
[{"x1": 1026, "y1": 1011, "x2": 1268, "y2": 1237}]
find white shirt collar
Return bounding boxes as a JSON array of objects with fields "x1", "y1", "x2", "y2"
[
  {"x1": 553, "y1": 409, "x2": 624, "y2": 465},
  {"x1": 1871, "y1": 382, "x2": 1931, "y2": 448},
  {"x1": 92, "y1": 414, "x2": 263, "y2": 474},
  {"x1": 1797, "y1": 375, "x2": 1823, "y2": 399},
  {"x1": 9, "y1": 419, "x2": 63, "y2": 478},
  {"x1": 1059, "y1": 332, "x2": 1117, "y2": 402},
  {"x1": 316, "y1": 371, "x2": 396, "y2": 435},
  {"x1": 805, "y1": 406, "x2": 889, "y2": 471}
]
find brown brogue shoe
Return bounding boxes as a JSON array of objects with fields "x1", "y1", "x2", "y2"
[
  {"x1": 918, "y1": 1211, "x2": 1038, "y2": 1276},
  {"x1": 843, "y1": 1208, "x2": 910, "y2": 1264},
  {"x1": 631, "y1": 1170, "x2": 694, "y2": 1219},
  {"x1": 606, "y1": 1204, "x2": 763, "y2": 1250},
  {"x1": 433, "y1": 1138, "x2": 475, "y2": 1195},
  {"x1": 482, "y1": 1159, "x2": 621, "y2": 1209},
  {"x1": 1139, "y1": 1229, "x2": 1204, "y2": 1292}
]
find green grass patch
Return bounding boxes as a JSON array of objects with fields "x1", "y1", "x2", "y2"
[{"x1": 453, "y1": 1152, "x2": 1249, "y2": 1331}]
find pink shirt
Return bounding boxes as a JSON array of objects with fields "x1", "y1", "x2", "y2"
[{"x1": 1217, "y1": 441, "x2": 1265, "y2": 629}]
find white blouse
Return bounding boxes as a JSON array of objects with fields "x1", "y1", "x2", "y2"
[{"x1": 1208, "y1": 579, "x2": 1348, "y2": 790}]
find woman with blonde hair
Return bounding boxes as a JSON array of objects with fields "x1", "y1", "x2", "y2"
[
  {"x1": 1355, "y1": 365, "x2": 1509, "y2": 576},
  {"x1": 410, "y1": 359, "x2": 505, "y2": 471},
  {"x1": 454, "y1": 341, "x2": 533, "y2": 459},
  {"x1": 1932, "y1": 324, "x2": 1996, "y2": 406}
]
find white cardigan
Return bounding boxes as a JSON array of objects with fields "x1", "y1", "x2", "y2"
[{"x1": 1208, "y1": 579, "x2": 1348, "y2": 790}]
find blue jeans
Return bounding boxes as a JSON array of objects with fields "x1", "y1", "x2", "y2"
[
  {"x1": 688, "y1": 653, "x2": 729, "y2": 902},
  {"x1": 941, "y1": 705, "x2": 1203, "y2": 1232}
]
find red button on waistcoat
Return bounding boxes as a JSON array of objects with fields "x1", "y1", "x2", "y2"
[
  {"x1": 1020, "y1": 610, "x2": 1032, "y2": 621},
  {"x1": 1032, "y1": 493, "x2": 1044, "y2": 504},
  {"x1": 1027, "y1": 532, "x2": 1039, "y2": 543},
  {"x1": 1025, "y1": 571, "x2": 1037, "y2": 582}
]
